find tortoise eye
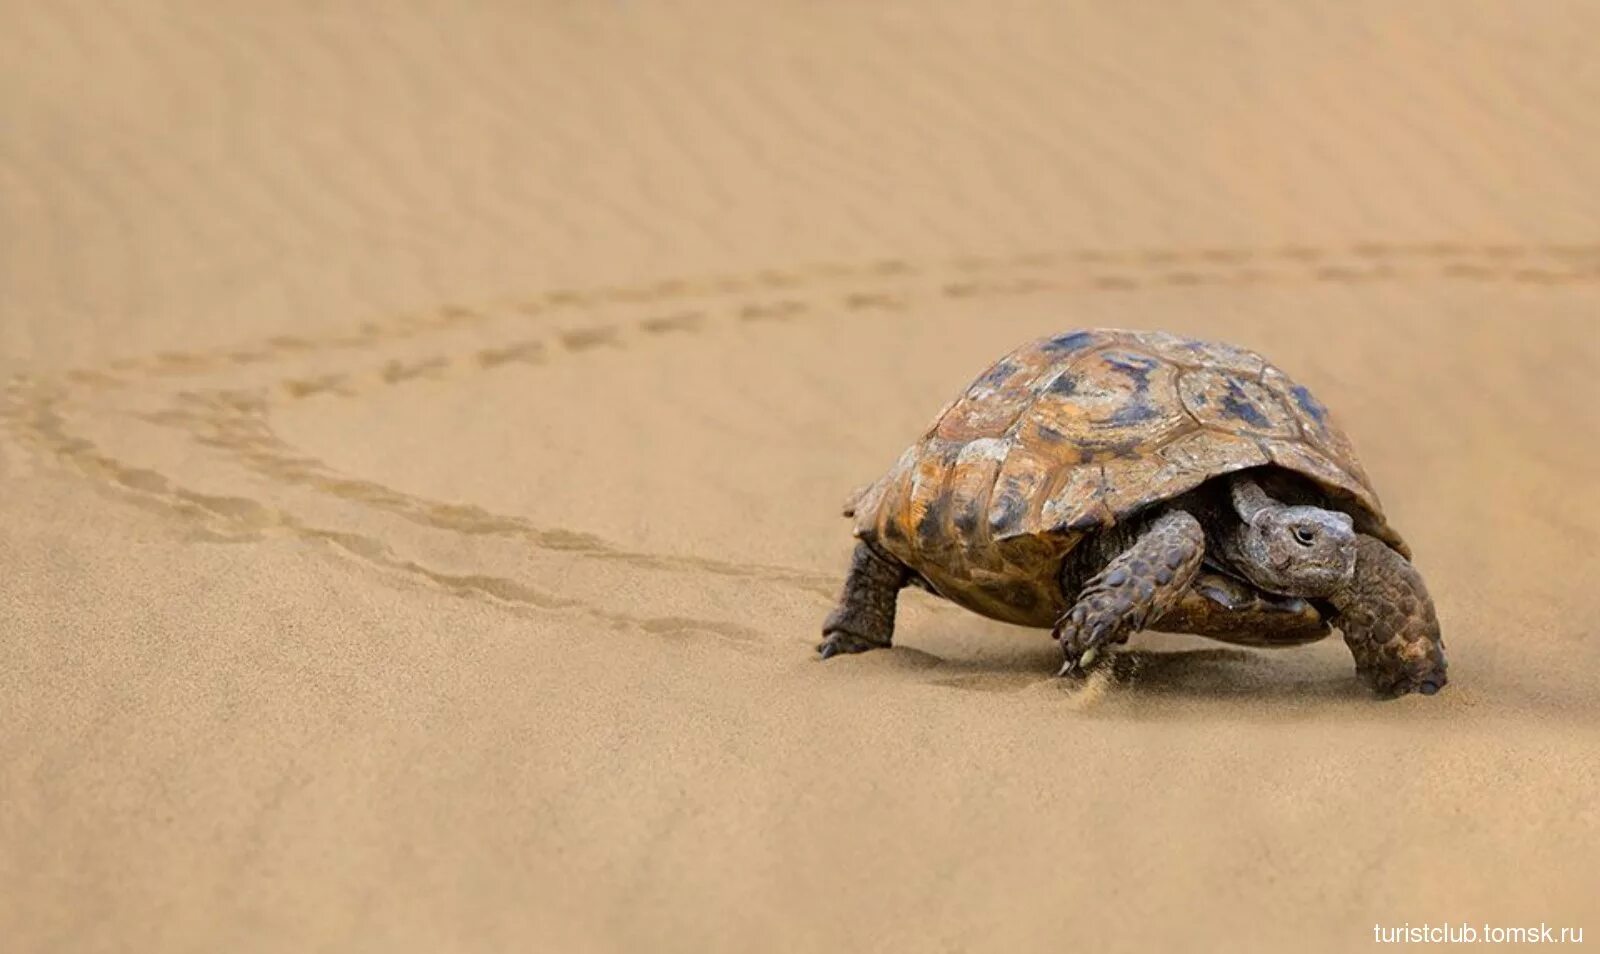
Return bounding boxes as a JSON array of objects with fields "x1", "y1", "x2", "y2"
[{"x1": 1292, "y1": 526, "x2": 1317, "y2": 546}]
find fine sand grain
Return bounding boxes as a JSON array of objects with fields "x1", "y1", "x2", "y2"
[{"x1": 3, "y1": 2, "x2": 1598, "y2": 951}]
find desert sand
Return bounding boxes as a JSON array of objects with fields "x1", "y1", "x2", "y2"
[{"x1": 3, "y1": 2, "x2": 1598, "y2": 951}]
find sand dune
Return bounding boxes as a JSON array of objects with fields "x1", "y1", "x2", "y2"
[{"x1": 3, "y1": 2, "x2": 1598, "y2": 951}]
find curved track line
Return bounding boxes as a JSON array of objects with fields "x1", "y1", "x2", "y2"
[
  {"x1": 49, "y1": 241, "x2": 1600, "y2": 392},
  {"x1": 4, "y1": 240, "x2": 1598, "y2": 644},
  {"x1": 0, "y1": 380, "x2": 769, "y2": 644}
]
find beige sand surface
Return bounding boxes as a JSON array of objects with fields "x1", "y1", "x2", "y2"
[{"x1": 3, "y1": 2, "x2": 1598, "y2": 951}]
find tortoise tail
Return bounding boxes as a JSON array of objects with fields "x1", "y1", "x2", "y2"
[{"x1": 841, "y1": 483, "x2": 870, "y2": 519}]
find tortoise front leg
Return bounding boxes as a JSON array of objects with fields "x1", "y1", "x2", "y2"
[
  {"x1": 1329, "y1": 535, "x2": 1448, "y2": 696},
  {"x1": 1056, "y1": 510, "x2": 1206, "y2": 676},
  {"x1": 1149, "y1": 571, "x2": 1332, "y2": 646},
  {"x1": 818, "y1": 542, "x2": 911, "y2": 659}
]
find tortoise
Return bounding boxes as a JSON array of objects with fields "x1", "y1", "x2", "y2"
[{"x1": 819, "y1": 328, "x2": 1447, "y2": 696}]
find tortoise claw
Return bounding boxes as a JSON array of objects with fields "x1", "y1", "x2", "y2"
[
  {"x1": 1056, "y1": 645, "x2": 1099, "y2": 679},
  {"x1": 817, "y1": 630, "x2": 888, "y2": 660},
  {"x1": 1390, "y1": 676, "x2": 1446, "y2": 698},
  {"x1": 1053, "y1": 611, "x2": 1107, "y2": 678}
]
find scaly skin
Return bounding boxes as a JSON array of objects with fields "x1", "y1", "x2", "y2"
[
  {"x1": 1329, "y1": 535, "x2": 1448, "y2": 696},
  {"x1": 818, "y1": 542, "x2": 909, "y2": 657},
  {"x1": 1055, "y1": 510, "x2": 1206, "y2": 675}
]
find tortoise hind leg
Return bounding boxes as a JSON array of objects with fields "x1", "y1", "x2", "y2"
[
  {"x1": 1056, "y1": 509, "x2": 1206, "y2": 675},
  {"x1": 819, "y1": 542, "x2": 911, "y2": 659}
]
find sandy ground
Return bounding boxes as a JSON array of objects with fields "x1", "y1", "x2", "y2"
[{"x1": 3, "y1": 2, "x2": 1599, "y2": 951}]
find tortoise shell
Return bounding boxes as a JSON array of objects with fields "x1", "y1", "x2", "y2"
[{"x1": 847, "y1": 329, "x2": 1406, "y2": 628}]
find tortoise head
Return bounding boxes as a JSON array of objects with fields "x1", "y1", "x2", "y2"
[{"x1": 1235, "y1": 504, "x2": 1357, "y2": 598}]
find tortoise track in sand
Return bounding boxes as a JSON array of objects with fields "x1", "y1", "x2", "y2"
[
  {"x1": 39, "y1": 239, "x2": 1600, "y2": 394},
  {"x1": 4, "y1": 240, "x2": 1598, "y2": 645}
]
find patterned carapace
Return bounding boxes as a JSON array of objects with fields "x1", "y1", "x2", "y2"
[{"x1": 846, "y1": 329, "x2": 1407, "y2": 627}]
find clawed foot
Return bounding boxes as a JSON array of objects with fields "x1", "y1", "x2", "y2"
[
  {"x1": 1357, "y1": 661, "x2": 1448, "y2": 698},
  {"x1": 1351, "y1": 634, "x2": 1448, "y2": 696},
  {"x1": 1053, "y1": 602, "x2": 1128, "y2": 677},
  {"x1": 817, "y1": 629, "x2": 889, "y2": 660},
  {"x1": 1053, "y1": 510, "x2": 1204, "y2": 678},
  {"x1": 1362, "y1": 670, "x2": 1448, "y2": 698},
  {"x1": 1332, "y1": 536, "x2": 1449, "y2": 700}
]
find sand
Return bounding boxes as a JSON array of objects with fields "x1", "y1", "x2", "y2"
[{"x1": 3, "y1": 2, "x2": 1598, "y2": 951}]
